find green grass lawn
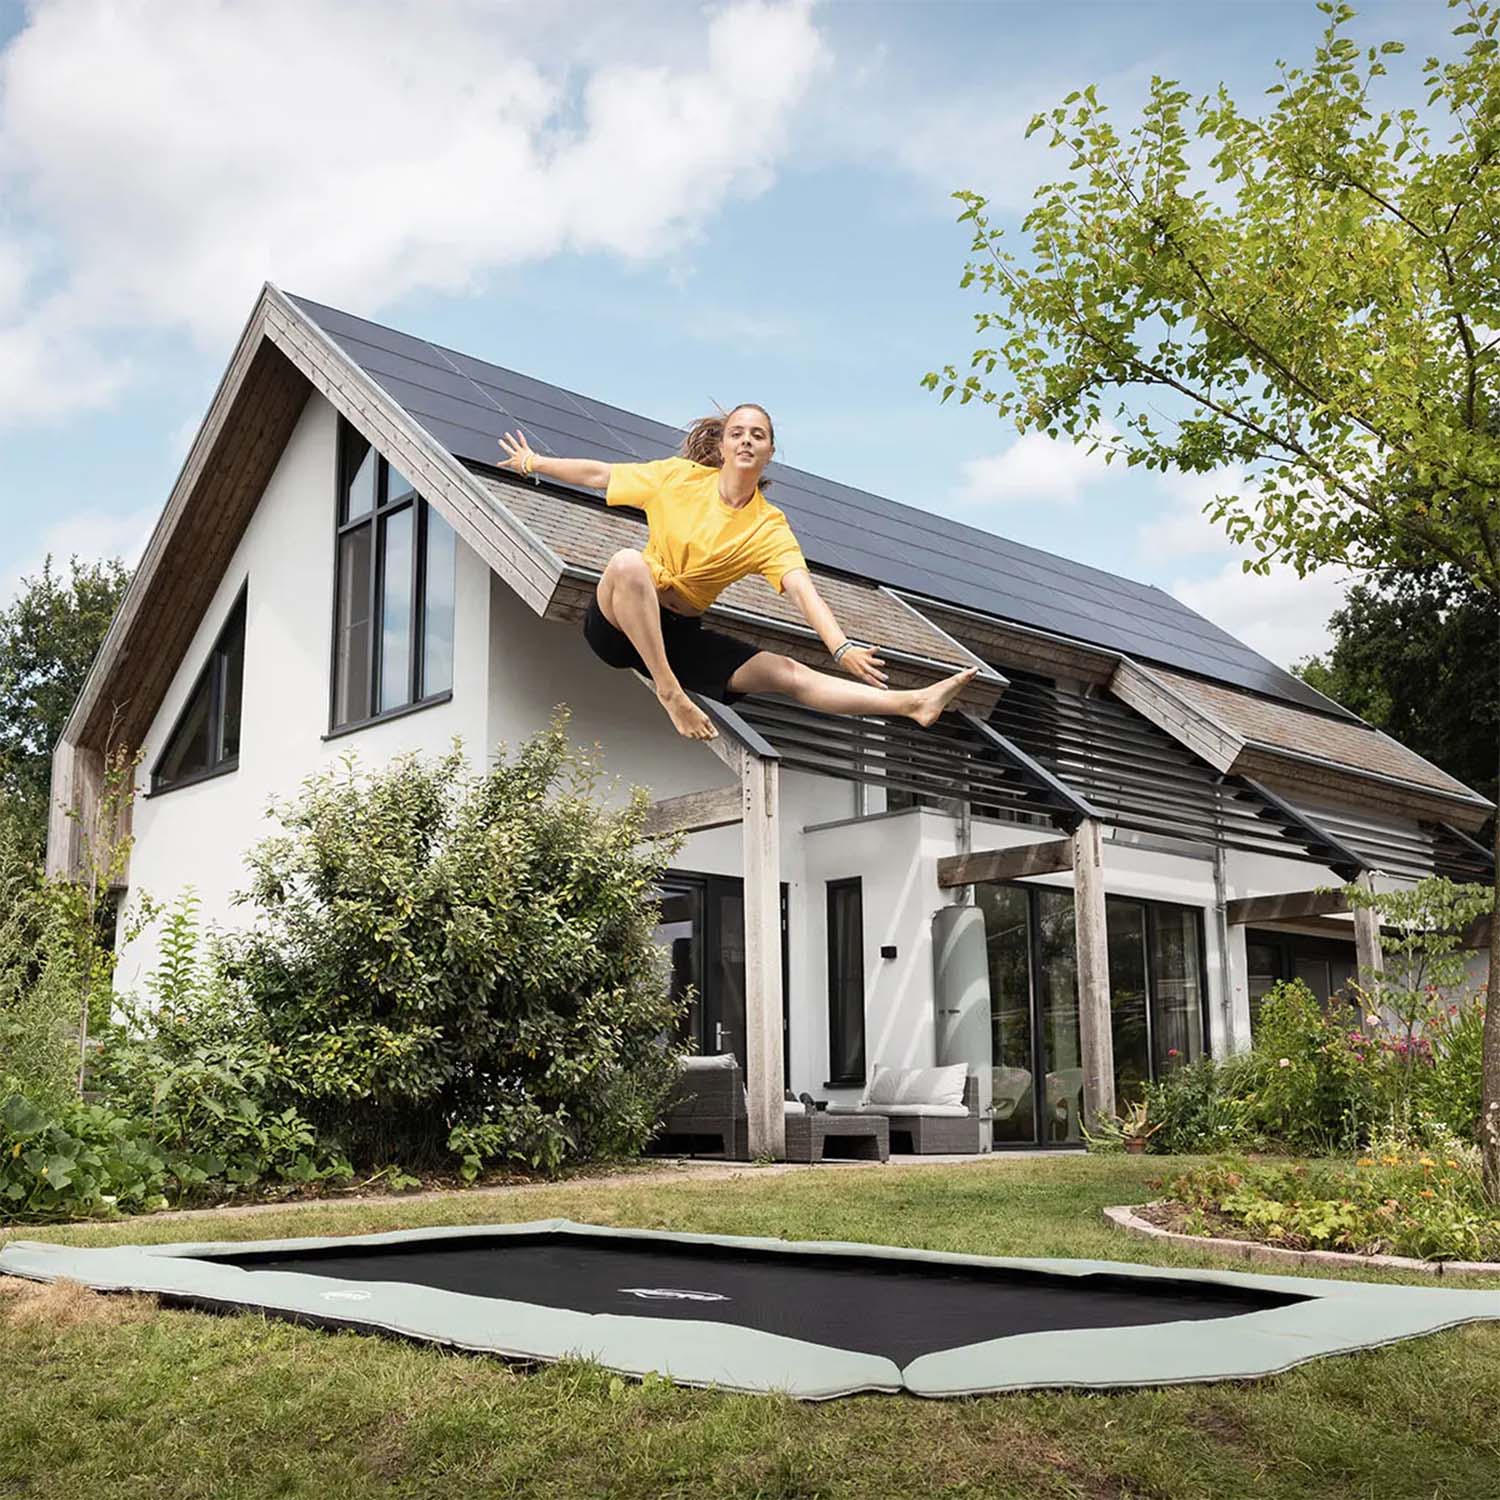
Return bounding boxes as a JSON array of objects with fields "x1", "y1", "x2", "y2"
[{"x1": 4, "y1": 1155, "x2": 1500, "y2": 1500}]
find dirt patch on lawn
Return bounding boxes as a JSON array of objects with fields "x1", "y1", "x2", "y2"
[{"x1": 0, "y1": 1275, "x2": 156, "y2": 1330}]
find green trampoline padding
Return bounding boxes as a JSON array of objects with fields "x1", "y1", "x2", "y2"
[{"x1": 3, "y1": 1218, "x2": 1497, "y2": 1400}]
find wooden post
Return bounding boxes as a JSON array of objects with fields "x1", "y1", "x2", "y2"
[
  {"x1": 1071, "y1": 819, "x2": 1116, "y2": 1130},
  {"x1": 741, "y1": 747, "x2": 785, "y2": 1161},
  {"x1": 1352, "y1": 871, "x2": 1384, "y2": 998}
]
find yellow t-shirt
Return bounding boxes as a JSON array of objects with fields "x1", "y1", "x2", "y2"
[{"x1": 605, "y1": 456, "x2": 807, "y2": 613}]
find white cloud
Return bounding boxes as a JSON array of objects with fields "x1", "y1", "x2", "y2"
[
  {"x1": 1136, "y1": 465, "x2": 1357, "y2": 666},
  {"x1": 1138, "y1": 466, "x2": 1255, "y2": 561},
  {"x1": 954, "y1": 426, "x2": 1118, "y2": 506},
  {"x1": 0, "y1": 0, "x2": 826, "y2": 426},
  {"x1": 1169, "y1": 558, "x2": 1355, "y2": 669},
  {"x1": 0, "y1": 504, "x2": 156, "y2": 606}
]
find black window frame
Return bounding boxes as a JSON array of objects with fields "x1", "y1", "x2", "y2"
[
  {"x1": 148, "y1": 583, "x2": 248, "y2": 797},
  {"x1": 824, "y1": 877, "x2": 867, "y2": 1088},
  {"x1": 327, "y1": 419, "x2": 455, "y2": 738}
]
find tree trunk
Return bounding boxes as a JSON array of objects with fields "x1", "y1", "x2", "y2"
[{"x1": 1483, "y1": 712, "x2": 1500, "y2": 1202}]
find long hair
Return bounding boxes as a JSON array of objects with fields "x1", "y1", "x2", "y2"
[{"x1": 681, "y1": 404, "x2": 775, "y2": 484}]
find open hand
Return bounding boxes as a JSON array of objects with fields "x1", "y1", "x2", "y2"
[
  {"x1": 497, "y1": 429, "x2": 535, "y2": 475},
  {"x1": 838, "y1": 644, "x2": 887, "y2": 687}
]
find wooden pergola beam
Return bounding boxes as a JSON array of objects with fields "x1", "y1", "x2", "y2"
[
  {"x1": 937, "y1": 838, "x2": 1074, "y2": 889},
  {"x1": 1226, "y1": 889, "x2": 1351, "y2": 925},
  {"x1": 640, "y1": 785, "x2": 742, "y2": 839}
]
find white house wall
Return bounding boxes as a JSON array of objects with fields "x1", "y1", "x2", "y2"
[
  {"x1": 116, "y1": 396, "x2": 1487, "y2": 1088},
  {"x1": 117, "y1": 393, "x2": 492, "y2": 992}
]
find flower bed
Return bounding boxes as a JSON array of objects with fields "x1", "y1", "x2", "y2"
[{"x1": 1143, "y1": 1148, "x2": 1500, "y2": 1263}]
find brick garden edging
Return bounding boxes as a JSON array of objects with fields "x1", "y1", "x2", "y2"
[{"x1": 1104, "y1": 1203, "x2": 1500, "y2": 1278}]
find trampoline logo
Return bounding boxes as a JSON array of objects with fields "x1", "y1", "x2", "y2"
[
  {"x1": 320, "y1": 1290, "x2": 372, "y2": 1302},
  {"x1": 619, "y1": 1287, "x2": 730, "y2": 1303}
]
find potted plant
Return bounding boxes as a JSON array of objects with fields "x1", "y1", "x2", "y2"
[{"x1": 1120, "y1": 1098, "x2": 1161, "y2": 1155}]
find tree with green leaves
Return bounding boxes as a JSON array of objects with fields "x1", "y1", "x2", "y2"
[
  {"x1": 926, "y1": 1, "x2": 1500, "y2": 1189},
  {"x1": 1295, "y1": 565, "x2": 1498, "y2": 841},
  {"x1": 0, "y1": 556, "x2": 132, "y2": 861}
]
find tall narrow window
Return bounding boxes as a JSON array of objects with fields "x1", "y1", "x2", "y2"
[
  {"x1": 152, "y1": 589, "x2": 247, "y2": 793},
  {"x1": 331, "y1": 421, "x2": 457, "y2": 731},
  {"x1": 1149, "y1": 906, "x2": 1205, "y2": 1071},
  {"x1": 826, "y1": 878, "x2": 866, "y2": 1087}
]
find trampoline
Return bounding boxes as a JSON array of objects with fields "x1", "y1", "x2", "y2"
[{"x1": 4, "y1": 1219, "x2": 1498, "y2": 1399}]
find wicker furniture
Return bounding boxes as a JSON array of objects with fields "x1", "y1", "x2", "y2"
[
  {"x1": 882, "y1": 1076, "x2": 986, "y2": 1154},
  {"x1": 654, "y1": 1054, "x2": 749, "y2": 1160},
  {"x1": 829, "y1": 1071, "x2": 988, "y2": 1155},
  {"x1": 784, "y1": 1111, "x2": 890, "y2": 1164}
]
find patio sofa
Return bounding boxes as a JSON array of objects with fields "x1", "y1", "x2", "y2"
[{"x1": 827, "y1": 1063, "x2": 988, "y2": 1154}]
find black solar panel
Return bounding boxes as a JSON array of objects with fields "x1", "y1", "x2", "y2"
[{"x1": 288, "y1": 292, "x2": 1353, "y2": 717}]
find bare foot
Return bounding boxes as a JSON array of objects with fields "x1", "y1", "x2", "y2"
[
  {"x1": 909, "y1": 667, "x2": 978, "y2": 728},
  {"x1": 659, "y1": 685, "x2": 718, "y2": 741}
]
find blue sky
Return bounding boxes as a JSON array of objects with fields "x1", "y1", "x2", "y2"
[{"x1": 0, "y1": 0, "x2": 1461, "y2": 666}]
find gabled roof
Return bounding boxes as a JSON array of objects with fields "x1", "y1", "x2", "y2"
[
  {"x1": 48, "y1": 284, "x2": 1492, "y2": 877},
  {"x1": 287, "y1": 292, "x2": 1355, "y2": 719}
]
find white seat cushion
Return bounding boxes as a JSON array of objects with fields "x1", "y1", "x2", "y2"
[
  {"x1": 829, "y1": 1101, "x2": 969, "y2": 1119},
  {"x1": 861, "y1": 1062, "x2": 967, "y2": 1110},
  {"x1": 783, "y1": 1100, "x2": 806, "y2": 1116}
]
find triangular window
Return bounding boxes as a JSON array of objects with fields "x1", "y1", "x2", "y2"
[{"x1": 151, "y1": 588, "x2": 246, "y2": 793}]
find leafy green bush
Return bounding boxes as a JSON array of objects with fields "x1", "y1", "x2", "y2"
[
  {"x1": 97, "y1": 892, "x2": 350, "y2": 1195},
  {"x1": 1250, "y1": 979, "x2": 1376, "y2": 1153},
  {"x1": 0, "y1": 1081, "x2": 170, "y2": 1221},
  {"x1": 1412, "y1": 998, "x2": 1485, "y2": 1141},
  {"x1": 220, "y1": 716, "x2": 686, "y2": 1173},
  {"x1": 0, "y1": 858, "x2": 76, "y2": 1109},
  {"x1": 1159, "y1": 1140, "x2": 1497, "y2": 1262},
  {"x1": 1142, "y1": 1052, "x2": 1259, "y2": 1156}
]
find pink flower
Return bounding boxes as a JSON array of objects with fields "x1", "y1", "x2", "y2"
[{"x1": 1167, "y1": 1048, "x2": 1181, "y2": 1059}]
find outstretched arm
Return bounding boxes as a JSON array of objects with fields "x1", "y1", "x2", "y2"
[
  {"x1": 498, "y1": 429, "x2": 612, "y2": 491},
  {"x1": 779, "y1": 568, "x2": 888, "y2": 687}
]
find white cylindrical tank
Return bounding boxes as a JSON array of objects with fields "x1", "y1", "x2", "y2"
[{"x1": 932, "y1": 903, "x2": 993, "y2": 1121}]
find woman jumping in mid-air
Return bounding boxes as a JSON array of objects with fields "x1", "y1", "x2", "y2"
[{"x1": 497, "y1": 405, "x2": 976, "y2": 742}]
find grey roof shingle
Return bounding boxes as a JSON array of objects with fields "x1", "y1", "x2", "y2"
[{"x1": 289, "y1": 293, "x2": 1354, "y2": 718}]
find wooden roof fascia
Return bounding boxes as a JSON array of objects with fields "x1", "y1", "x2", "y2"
[
  {"x1": 260, "y1": 287, "x2": 564, "y2": 616},
  {"x1": 61, "y1": 295, "x2": 286, "y2": 752},
  {"x1": 888, "y1": 590, "x2": 1122, "y2": 684},
  {"x1": 1238, "y1": 746, "x2": 1493, "y2": 833},
  {"x1": 1108, "y1": 657, "x2": 1243, "y2": 774}
]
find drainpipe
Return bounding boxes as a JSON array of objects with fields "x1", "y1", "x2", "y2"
[
  {"x1": 953, "y1": 798, "x2": 973, "y2": 906},
  {"x1": 1212, "y1": 845, "x2": 1235, "y2": 1057}
]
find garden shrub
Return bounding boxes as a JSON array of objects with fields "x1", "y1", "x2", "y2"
[
  {"x1": 1141, "y1": 1052, "x2": 1259, "y2": 1156},
  {"x1": 96, "y1": 892, "x2": 350, "y2": 1195},
  {"x1": 1418, "y1": 999, "x2": 1485, "y2": 1141},
  {"x1": 0, "y1": 1080, "x2": 170, "y2": 1221},
  {"x1": 220, "y1": 714, "x2": 687, "y2": 1173},
  {"x1": 1249, "y1": 979, "x2": 1376, "y2": 1153},
  {"x1": 1158, "y1": 1140, "x2": 1497, "y2": 1262}
]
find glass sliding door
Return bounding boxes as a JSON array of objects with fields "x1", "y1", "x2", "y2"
[
  {"x1": 977, "y1": 884, "x2": 1036, "y2": 1144},
  {"x1": 977, "y1": 881, "x2": 1207, "y2": 1148},
  {"x1": 1108, "y1": 900, "x2": 1151, "y2": 1106},
  {"x1": 1036, "y1": 890, "x2": 1083, "y2": 1144}
]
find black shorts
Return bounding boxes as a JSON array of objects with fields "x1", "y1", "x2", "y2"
[{"x1": 583, "y1": 593, "x2": 761, "y2": 703}]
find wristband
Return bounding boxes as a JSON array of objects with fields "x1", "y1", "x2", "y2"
[{"x1": 832, "y1": 640, "x2": 861, "y2": 664}]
